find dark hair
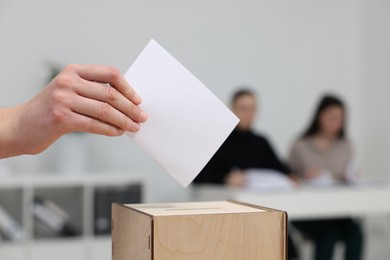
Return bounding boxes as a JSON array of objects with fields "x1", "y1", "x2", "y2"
[
  {"x1": 302, "y1": 94, "x2": 346, "y2": 139},
  {"x1": 231, "y1": 89, "x2": 256, "y2": 106}
]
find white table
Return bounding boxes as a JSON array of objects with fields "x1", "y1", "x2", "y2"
[{"x1": 192, "y1": 183, "x2": 390, "y2": 220}]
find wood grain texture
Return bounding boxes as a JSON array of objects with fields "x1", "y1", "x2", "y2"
[
  {"x1": 153, "y1": 211, "x2": 286, "y2": 260},
  {"x1": 126, "y1": 201, "x2": 265, "y2": 216},
  {"x1": 112, "y1": 203, "x2": 152, "y2": 260}
]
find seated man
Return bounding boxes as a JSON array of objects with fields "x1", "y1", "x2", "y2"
[
  {"x1": 194, "y1": 89, "x2": 290, "y2": 186},
  {"x1": 194, "y1": 89, "x2": 297, "y2": 260}
]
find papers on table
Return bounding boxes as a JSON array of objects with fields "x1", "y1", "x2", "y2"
[
  {"x1": 124, "y1": 39, "x2": 239, "y2": 187},
  {"x1": 302, "y1": 169, "x2": 336, "y2": 187},
  {"x1": 245, "y1": 169, "x2": 295, "y2": 191}
]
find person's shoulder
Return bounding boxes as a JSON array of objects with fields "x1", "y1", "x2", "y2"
[
  {"x1": 336, "y1": 138, "x2": 354, "y2": 151},
  {"x1": 339, "y1": 138, "x2": 352, "y2": 145},
  {"x1": 252, "y1": 131, "x2": 271, "y2": 144},
  {"x1": 290, "y1": 138, "x2": 311, "y2": 152}
]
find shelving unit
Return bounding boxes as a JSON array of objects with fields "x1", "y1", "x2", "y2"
[{"x1": 0, "y1": 174, "x2": 149, "y2": 260}]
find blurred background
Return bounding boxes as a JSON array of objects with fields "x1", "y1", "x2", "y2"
[{"x1": 0, "y1": 0, "x2": 389, "y2": 259}]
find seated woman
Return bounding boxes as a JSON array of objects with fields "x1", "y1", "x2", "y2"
[
  {"x1": 289, "y1": 94, "x2": 363, "y2": 260},
  {"x1": 194, "y1": 89, "x2": 298, "y2": 260}
]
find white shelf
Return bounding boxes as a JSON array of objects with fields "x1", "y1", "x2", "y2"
[
  {"x1": 0, "y1": 173, "x2": 148, "y2": 260},
  {"x1": 0, "y1": 237, "x2": 111, "y2": 260}
]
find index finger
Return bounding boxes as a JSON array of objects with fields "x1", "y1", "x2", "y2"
[{"x1": 67, "y1": 64, "x2": 142, "y2": 105}]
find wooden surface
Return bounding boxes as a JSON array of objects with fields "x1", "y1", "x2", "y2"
[
  {"x1": 153, "y1": 211, "x2": 286, "y2": 260},
  {"x1": 112, "y1": 203, "x2": 152, "y2": 260},
  {"x1": 114, "y1": 201, "x2": 287, "y2": 260},
  {"x1": 126, "y1": 200, "x2": 265, "y2": 216}
]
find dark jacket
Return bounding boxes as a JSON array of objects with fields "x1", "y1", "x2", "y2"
[{"x1": 194, "y1": 128, "x2": 289, "y2": 184}]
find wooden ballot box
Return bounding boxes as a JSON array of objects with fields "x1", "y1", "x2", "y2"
[{"x1": 112, "y1": 200, "x2": 287, "y2": 260}]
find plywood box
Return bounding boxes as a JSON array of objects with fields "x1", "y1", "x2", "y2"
[{"x1": 112, "y1": 200, "x2": 287, "y2": 260}]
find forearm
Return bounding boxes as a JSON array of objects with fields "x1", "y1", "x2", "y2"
[
  {"x1": 0, "y1": 105, "x2": 25, "y2": 158},
  {"x1": 0, "y1": 101, "x2": 47, "y2": 158}
]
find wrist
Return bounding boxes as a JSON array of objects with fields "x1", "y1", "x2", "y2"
[
  {"x1": 0, "y1": 104, "x2": 31, "y2": 159},
  {"x1": 0, "y1": 104, "x2": 26, "y2": 158}
]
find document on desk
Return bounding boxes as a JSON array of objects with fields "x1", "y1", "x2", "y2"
[
  {"x1": 124, "y1": 39, "x2": 239, "y2": 187},
  {"x1": 245, "y1": 169, "x2": 295, "y2": 191}
]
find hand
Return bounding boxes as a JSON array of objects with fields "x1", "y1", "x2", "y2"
[
  {"x1": 288, "y1": 173, "x2": 301, "y2": 185},
  {"x1": 224, "y1": 169, "x2": 246, "y2": 188},
  {"x1": 0, "y1": 64, "x2": 147, "y2": 158},
  {"x1": 304, "y1": 167, "x2": 322, "y2": 179}
]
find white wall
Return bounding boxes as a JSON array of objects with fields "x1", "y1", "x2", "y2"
[
  {"x1": 0, "y1": 0, "x2": 388, "y2": 201},
  {"x1": 359, "y1": 0, "x2": 390, "y2": 179}
]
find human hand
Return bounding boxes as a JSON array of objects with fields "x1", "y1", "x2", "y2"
[
  {"x1": 288, "y1": 173, "x2": 301, "y2": 185},
  {"x1": 304, "y1": 167, "x2": 322, "y2": 179},
  {"x1": 224, "y1": 169, "x2": 246, "y2": 188},
  {"x1": 2, "y1": 64, "x2": 147, "y2": 157}
]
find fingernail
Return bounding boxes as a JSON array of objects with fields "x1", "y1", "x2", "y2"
[
  {"x1": 140, "y1": 111, "x2": 148, "y2": 121},
  {"x1": 135, "y1": 93, "x2": 142, "y2": 104},
  {"x1": 131, "y1": 123, "x2": 140, "y2": 132},
  {"x1": 117, "y1": 128, "x2": 125, "y2": 135}
]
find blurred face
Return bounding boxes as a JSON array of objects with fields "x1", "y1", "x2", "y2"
[
  {"x1": 318, "y1": 105, "x2": 344, "y2": 138},
  {"x1": 232, "y1": 94, "x2": 257, "y2": 130}
]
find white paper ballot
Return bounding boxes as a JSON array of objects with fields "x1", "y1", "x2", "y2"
[{"x1": 125, "y1": 39, "x2": 239, "y2": 187}]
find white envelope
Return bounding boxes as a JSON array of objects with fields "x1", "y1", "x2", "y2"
[{"x1": 125, "y1": 39, "x2": 239, "y2": 187}]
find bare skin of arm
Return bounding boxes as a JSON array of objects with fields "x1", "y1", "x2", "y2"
[{"x1": 0, "y1": 64, "x2": 147, "y2": 159}]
